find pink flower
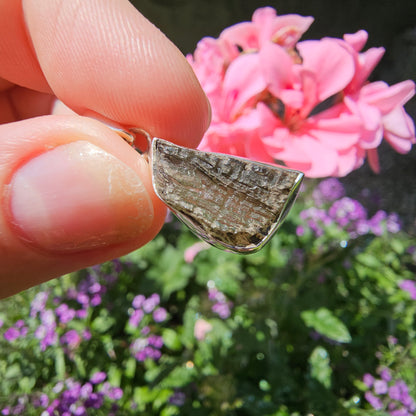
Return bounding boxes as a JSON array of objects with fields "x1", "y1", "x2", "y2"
[
  {"x1": 220, "y1": 7, "x2": 314, "y2": 50},
  {"x1": 184, "y1": 242, "x2": 210, "y2": 263},
  {"x1": 194, "y1": 318, "x2": 213, "y2": 341},
  {"x1": 188, "y1": 7, "x2": 415, "y2": 178}
]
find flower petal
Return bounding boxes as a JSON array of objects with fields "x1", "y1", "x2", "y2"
[
  {"x1": 223, "y1": 53, "x2": 266, "y2": 118},
  {"x1": 220, "y1": 22, "x2": 259, "y2": 50},
  {"x1": 297, "y1": 38, "x2": 355, "y2": 101},
  {"x1": 268, "y1": 14, "x2": 314, "y2": 47},
  {"x1": 361, "y1": 80, "x2": 415, "y2": 114},
  {"x1": 383, "y1": 107, "x2": 416, "y2": 153},
  {"x1": 343, "y1": 30, "x2": 368, "y2": 52},
  {"x1": 259, "y1": 42, "x2": 295, "y2": 96}
]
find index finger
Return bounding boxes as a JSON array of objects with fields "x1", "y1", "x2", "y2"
[{"x1": 0, "y1": 0, "x2": 210, "y2": 147}]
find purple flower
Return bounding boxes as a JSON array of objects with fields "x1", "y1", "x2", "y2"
[
  {"x1": 130, "y1": 335, "x2": 163, "y2": 362},
  {"x1": 61, "y1": 330, "x2": 81, "y2": 348},
  {"x1": 391, "y1": 409, "x2": 412, "y2": 416},
  {"x1": 386, "y1": 213, "x2": 401, "y2": 233},
  {"x1": 399, "y1": 280, "x2": 416, "y2": 300},
  {"x1": 387, "y1": 336, "x2": 398, "y2": 346},
  {"x1": 85, "y1": 392, "x2": 104, "y2": 409},
  {"x1": 296, "y1": 225, "x2": 305, "y2": 236},
  {"x1": 208, "y1": 287, "x2": 221, "y2": 301},
  {"x1": 33, "y1": 393, "x2": 49, "y2": 408},
  {"x1": 101, "y1": 383, "x2": 123, "y2": 400},
  {"x1": 363, "y1": 373, "x2": 375, "y2": 388},
  {"x1": 212, "y1": 302, "x2": 232, "y2": 319},
  {"x1": 169, "y1": 391, "x2": 186, "y2": 406},
  {"x1": 380, "y1": 368, "x2": 392, "y2": 382},
  {"x1": 14, "y1": 320, "x2": 24, "y2": 328},
  {"x1": 367, "y1": 210, "x2": 387, "y2": 236},
  {"x1": 90, "y1": 294, "x2": 102, "y2": 307},
  {"x1": 76, "y1": 309, "x2": 88, "y2": 319},
  {"x1": 82, "y1": 329, "x2": 92, "y2": 341},
  {"x1": 129, "y1": 309, "x2": 144, "y2": 327},
  {"x1": 141, "y1": 326, "x2": 150, "y2": 335},
  {"x1": 88, "y1": 282, "x2": 102, "y2": 294},
  {"x1": 4, "y1": 327, "x2": 20, "y2": 342},
  {"x1": 312, "y1": 178, "x2": 345, "y2": 206},
  {"x1": 35, "y1": 311, "x2": 58, "y2": 351},
  {"x1": 328, "y1": 197, "x2": 368, "y2": 234},
  {"x1": 142, "y1": 294, "x2": 160, "y2": 313},
  {"x1": 80, "y1": 382, "x2": 93, "y2": 398},
  {"x1": 55, "y1": 303, "x2": 76, "y2": 324},
  {"x1": 73, "y1": 405, "x2": 87, "y2": 416},
  {"x1": 90, "y1": 372, "x2": 107, "y2": 384},
  {"x1": 147, "y1": 335, "x2": 164, "y2": 349},
  {"x1": 76, "y1": 293, "x2": 90, "y2": 307},
  {"x1": 299, "y1": 207, "x2": 331, "y2": 237},
  {"x1": 389, "y1": 383, "x2": 402, "y2": 401},
  {"x1": 30, "y1": 291, "x2": 49, "y2": 317},
  {"x1": 365, "y1": 391, "x2": 383, "y2": 410},
  {"x1": 374, "y1": 379, "x2": 388, "y2": 395},
  {"x1": 153, "y1": 307, "x2": 167, "y2": 322},
  {"x1": 132, "y1": 295, "x2": 145, "y2": 309}
]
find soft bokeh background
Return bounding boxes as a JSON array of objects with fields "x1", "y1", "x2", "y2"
[{"x1": 133, "y1": 0, "x2": 416, "y2": 232}]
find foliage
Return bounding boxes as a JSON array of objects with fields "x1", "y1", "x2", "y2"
[{"x1": 1, "y1": 178, "x2": 415, "y2": 416}]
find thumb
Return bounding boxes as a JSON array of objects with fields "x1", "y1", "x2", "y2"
[{"x1": 0, "y1": 116, "x2": 166, "y2": 298}]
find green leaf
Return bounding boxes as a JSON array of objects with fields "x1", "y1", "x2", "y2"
[
  {"x1": 160, "y1": 405, "x2": 180, "y2": 416},
  {"x1": 124, "y1": 357, "x2": 137, "y2": 379},
  {"x1": 55, "y1": 348, "x2": 66, "y2": 379},
  {"x1": 147, "y1": 246, "x2": 193, "y2": 297},
  {"x1": 18, "y1": 376, "x2": 36, "y2": 393},
  {"x1": 134, "y1": 386, "x2": 158, "y2": 405},
  {"x1": 301, "y1": 308, "x2": 351, "y2": 343},
  {"x1": 162, "y1": 328, "x2": 182, "y2": 351},
  {"x1": 91, "y1": 315, "x2": 115, "y2": 333},
  {"x1": 158, "y1": 365, "x2": 196, "y2": 389},
  {"x1": 309, "y1": 346, "x2": 332, "y2": 388}
]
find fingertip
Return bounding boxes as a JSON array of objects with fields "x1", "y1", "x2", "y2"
[
  {"x1": 23, "y1": 0, "x2": 210, "y2": 148},
  {"x1": 0, "y1": 115, "x2": 167, "y2": 297}
]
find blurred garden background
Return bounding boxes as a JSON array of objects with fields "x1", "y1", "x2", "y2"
[{"x1": 1, "y1": 1, "x2": 416, "y2": 415}]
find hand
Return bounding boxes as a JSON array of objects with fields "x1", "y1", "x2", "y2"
[{"x1": 0, "y1": 0, "x2": 210, "y2": 298}]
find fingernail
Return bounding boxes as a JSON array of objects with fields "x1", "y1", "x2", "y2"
[{"x1": 8, "y1": 141, "x2": 153, "y2": 252}]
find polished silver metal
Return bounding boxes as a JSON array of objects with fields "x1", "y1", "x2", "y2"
[{"x1": 119, "y1": 129, "x2": 304, "y2": 253}]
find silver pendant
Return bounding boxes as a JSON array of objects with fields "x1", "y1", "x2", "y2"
[{"x1": 118, "y1": 128, "x2": 304, "y2": 253}]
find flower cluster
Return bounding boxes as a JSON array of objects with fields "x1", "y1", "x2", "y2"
[
  {"x1": 208, "y1": 283, "x2": 233, "y2": 319},
  {"x1": 1, "y1": 375, "x2": 122, "y2": 416},
  {"x1": 2, "y1": 261, "x2": 122, "y2": 355},
  {"x1": 188, "y1": 7, "x2": 415, "y2": 177},
  {"x1": 297, "y1": 178, "x2": 401, "y2": 238},
  {"x1": 363, "y1": 368, "x2": 415, "y2": 415},
  {"x1": 128, "y1": 293, "x2": 167, "y2": 362}
]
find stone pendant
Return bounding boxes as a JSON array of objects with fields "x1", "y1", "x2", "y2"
[{"x1": 151, "y1": 138, "x2": 304, "y2": 253}]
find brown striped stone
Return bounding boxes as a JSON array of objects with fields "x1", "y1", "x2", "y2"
[{"x1": 151, "y1": 138, "x2": 304, "y2": 253}]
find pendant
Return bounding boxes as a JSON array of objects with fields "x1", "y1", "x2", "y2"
[{"x1": 118, "y1": 128, "x2": 304, "y2": 253}]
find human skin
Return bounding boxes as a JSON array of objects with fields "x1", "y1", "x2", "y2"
[{"x1": 0, "y1": 0, "x2": 210, "y2": 298}]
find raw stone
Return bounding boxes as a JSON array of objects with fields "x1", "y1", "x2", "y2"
[{"x1": 151, "y1": 139, "x2": 304, "y2": 253}]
